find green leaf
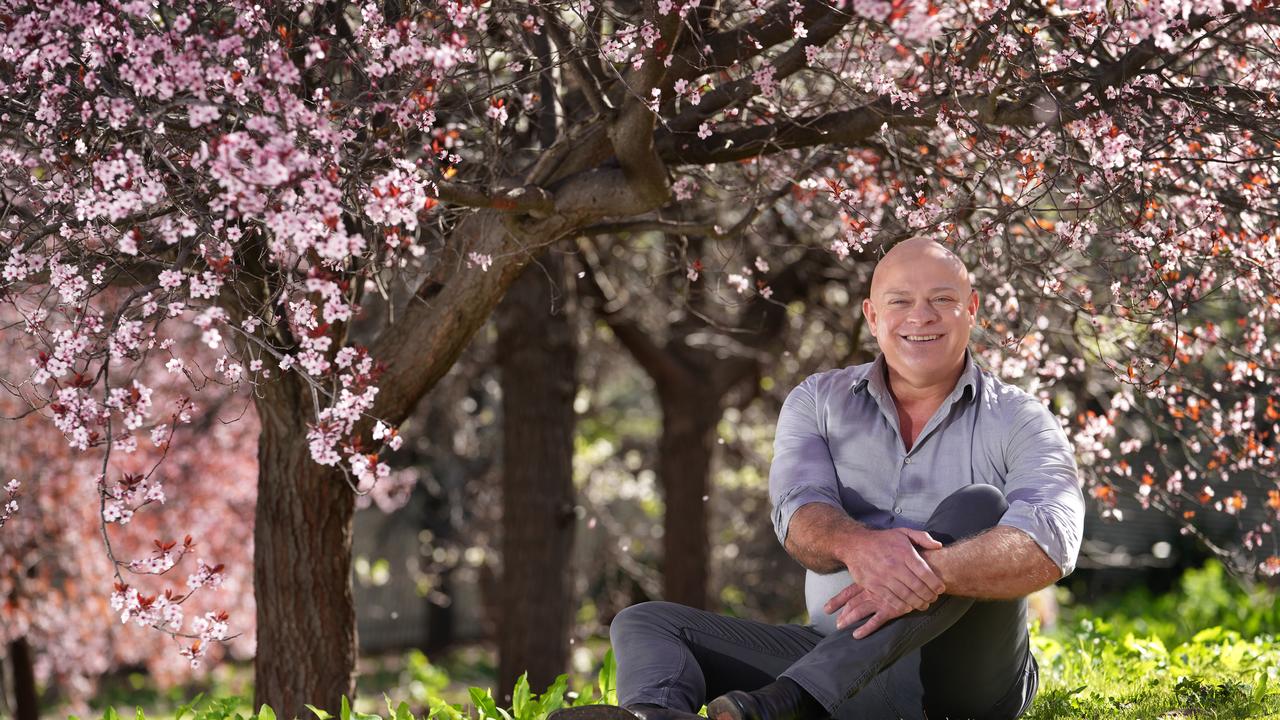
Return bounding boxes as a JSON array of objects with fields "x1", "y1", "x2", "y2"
[
  {"x1": 104, "y1": 707, "x2": 121, "y2": 720},
  {"x1": 512, "y1": 673, "x2": 532, "y2": 720},
  {"x1": 258, "y1": 705, "x2": 277, "y2": 720},
  {"x1": 176, "y1": 692, "x2": 206, "y2": 720},
  {"x1": 136, "y1": 708, "x2": 147, "y2": 720},
  {"x1": 470, "y1": 687, "x2": 502, "y2": 720},
  {"x1": 306, "y1": 705, "x2": 335, "y2": 720},
  {"x1": 1191, "y1": 626, "x2": 1226, "y2": 644},
  {"x1": 429, "y1": 701, "x2": 465, "y2": 720},
  {"x1": 598, "y1": 649, "x2": 617, "y2": 704},
  {"x1": 341, "y1": 696, "x2": 353, "y2": 720},
  {"x1": 536, "y1": 674, "x2": 569, "y2": 719},
  {"x1": 380, "y1": 694, "x2": 413, "y2": 720}
]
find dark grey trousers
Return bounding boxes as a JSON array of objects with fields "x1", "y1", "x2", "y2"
[{"x1": 610, "y1": 485, "x2": 1038, "y2": 720}]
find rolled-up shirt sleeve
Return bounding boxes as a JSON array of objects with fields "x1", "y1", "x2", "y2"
[
  {"x1": 769, "y1": 376, "x2": 844, "y2": 547},
  {"x1": 998, "y1": 398, "x2": 1086, "y2": 577}
]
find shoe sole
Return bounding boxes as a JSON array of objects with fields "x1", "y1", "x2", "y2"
[{"x1": 548, "y1": 706, "x2": 637, "y2": 720}]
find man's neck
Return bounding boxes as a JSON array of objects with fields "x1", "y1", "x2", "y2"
[{"x1": 883, "y1": 357, "x2": 965, "y2": 412}]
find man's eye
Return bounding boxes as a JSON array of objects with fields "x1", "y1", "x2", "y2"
[
  {"x1": 889, "y1": 300, "x2": 908, "y2": 305},
  {"x1": 933, "y1": 297, "x2": 954, "y2": 303}
]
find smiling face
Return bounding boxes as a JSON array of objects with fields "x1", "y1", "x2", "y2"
[{"x1": 861, "y1": 240, "x2": 978, "y2": 395}]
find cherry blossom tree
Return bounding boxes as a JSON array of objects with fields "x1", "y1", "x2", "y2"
[
  {"x1": 0, "y1": 320, "x2": 257, "y2": 719},
  {"x1": 3, "y1": 0, "x2": 1280, "y2": 714}
]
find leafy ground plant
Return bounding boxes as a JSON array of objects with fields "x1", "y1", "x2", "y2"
[
  {"x1": 81, "y1": 562, "x2": 1280, "y2": 720},
  {"x1": 81, "y1": 630, "x2": 1280, "y2": 720}
]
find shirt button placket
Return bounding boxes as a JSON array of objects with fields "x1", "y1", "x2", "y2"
[{"x1": 893, "y1": 455, "x2": 910, "y2": 520}]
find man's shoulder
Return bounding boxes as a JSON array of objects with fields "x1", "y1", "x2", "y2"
[
  {"x1": 972, "y1": 364, "x2": 1058, "y2": 428},
  {"x1": 795, "y1": 360, "x2": 877, "y2": 396}
]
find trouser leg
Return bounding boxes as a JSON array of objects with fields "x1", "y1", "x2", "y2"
[
  {"x1": 611, "y1": 601, "x2": 825, "y2": 712},
  {"x1": 781, "y1": 485, "x2": 1033, "y2": 720},
  {"x1": 920, "y1": 599, "x2": 1035, "y2": 719}
]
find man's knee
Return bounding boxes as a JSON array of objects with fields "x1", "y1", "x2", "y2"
[
  {"x1": 925, "y1": 484, "x2": 1008, "y2": 545},
  {"x1": 610, "y1": 601, "x2": 682, "y2": 647}
]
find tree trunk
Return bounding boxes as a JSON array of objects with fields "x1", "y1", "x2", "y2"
[
  {"x1": 424, "y1": 567, "x2": 455, "y2": 653},
  {"x1": 253, "y1": 376, "x2": 357, "y2": 718},
  {"x1": 9, "y1": 638, "x2": 38, "y2": 720},
  {"x1": 657, "y1": 388, "x2": 721, "y2": 610},
  {"x1": 496, "y1": 254, "x2": 578, "y2": 701}
]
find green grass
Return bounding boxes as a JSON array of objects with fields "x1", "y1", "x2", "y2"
[
  {"x1": 1026, "y1": 620, "x2": 1279, "y2": 719},
  {"x1": 1023, "y1": 561, "x2": 1280, "y2": 719}
]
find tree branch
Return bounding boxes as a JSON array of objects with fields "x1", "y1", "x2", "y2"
[
  {"x1": 542, "y1": 12, "x2": 610, "y2": 116},
  {"x1": 659, "y1": 101, "x2": 912, "y2": 164},
  {"x1": 576, "y1": 238, "x2": 691, "y2": 389},
  {"x1": 665, "y1": 5, "x2": 853, "y2": 134},
  {"x1": 436, "y1": 181, "x2": 556, "y2": 217},
  {"x1": 668, "y1": 0, "x2": 842, "y2": 82}
]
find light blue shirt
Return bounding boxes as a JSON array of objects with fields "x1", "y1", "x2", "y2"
[{"x1": 769, "y1": 352, "x2": 1085, "y2": 633}]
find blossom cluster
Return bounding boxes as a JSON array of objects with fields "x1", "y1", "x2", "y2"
[{"x1": 0, "y1": 479, "x2": 18, "y2": 529}]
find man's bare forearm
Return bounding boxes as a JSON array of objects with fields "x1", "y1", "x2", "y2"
[
  {"x1": 922, "y1": 526, "x2": 1061, "y2": 599},
  {"x1": 782, "y1": 502, "x2": 868, "y2": 573}
]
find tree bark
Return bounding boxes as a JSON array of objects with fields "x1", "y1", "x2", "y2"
[
  {"x1": 656, "y1": 384, "x2": 721, "y2": 609},
  {"x1": 9, "y1": 638, "x2": 38, "y2": 720},
  {"x1": 496, "y1": 253, "x2": 578, "y2": 701},
  {"x1": 253, "y1": 375, "x2": 357, "y2": 719}
]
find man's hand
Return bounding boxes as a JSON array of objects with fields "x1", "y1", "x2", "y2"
[
  {"x1": 823, "y1": 583, "x2": 910, "y2": 639},
  {"x1": 837, "y1": 526, "x2": 945, "y2": 612}
]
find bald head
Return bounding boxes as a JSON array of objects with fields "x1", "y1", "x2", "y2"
[
  {"x1": 870, "y1": 239, "x2": 972, "y2": 298},
  {"x1": 861, "y1": 239, "x2": 979, "y2": 396}
]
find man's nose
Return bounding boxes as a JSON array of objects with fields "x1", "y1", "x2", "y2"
[{"x1": 907, "y1": 300, "x2": 940, "y2": 323}]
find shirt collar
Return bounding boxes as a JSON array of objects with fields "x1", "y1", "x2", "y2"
[{"x1": 851, "y1": 350, "x2": 979, "y2": 406}]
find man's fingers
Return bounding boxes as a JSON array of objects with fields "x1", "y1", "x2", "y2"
[
  {"x1": 885, "y1": 574, "x2": 932, "y2": 611},
  {"x1": 906, "y1": 529, "x2": 943, "y2": 550},
  {"x1": 906, "y1": 555, "x2": 945, "y2": 598},
  {"x1": 874, "y1": 578, "x2": 921, "y2": 613},
  {"x1": 823, "y1": 583, "x2": 864, "y2": 614},
  {"x1": 852, "y1": 610, "x2": 890, "y2": 639},
  {"x1": 834, "y1": 598, "x2": 876, "y2": 630}
]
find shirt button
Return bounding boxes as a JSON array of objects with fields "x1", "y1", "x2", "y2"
[
  {"x1": 894, "y1": 507, "x2": 903, "y2": 515},
  {"x1": 904, "y1": 457, "x2": 913, "y2": 465}
]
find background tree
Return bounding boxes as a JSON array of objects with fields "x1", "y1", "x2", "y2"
[
  {"x1": 496, "y1": 253, "x2": 578, "y2": 701},
  {"x1": 577, "y1": 233, "x2": 841, "y2": 608},
  {"x1": 0, "y1": 322, "x2": 258, "y2": 720},
  {"x1": 4, "y1": 0, "x2": 1280, "y2": 715}
]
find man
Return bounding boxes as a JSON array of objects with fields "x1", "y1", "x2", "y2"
[{"x1": 585, "y1": 239, "x2": 1085, "y2": 720}]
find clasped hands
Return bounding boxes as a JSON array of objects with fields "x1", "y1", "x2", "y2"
[{"x1": 822, "y1": 526, "x2": 944, "y2": 640}]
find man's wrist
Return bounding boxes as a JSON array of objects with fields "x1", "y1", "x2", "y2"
[
  {"x1": 921, "y1": 547, "x2": 953, "y2": 586},
  {"x1": 833, "y1": 523, "x2": 874, "y2": 566}
]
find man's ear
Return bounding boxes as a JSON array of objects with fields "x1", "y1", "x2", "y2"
[
  {"x1": 862, "y1": 296, "x2": 878, "y2": 334},
  {"x1": 967, "y1": 289, "x2": 979, "y2": 323}
]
